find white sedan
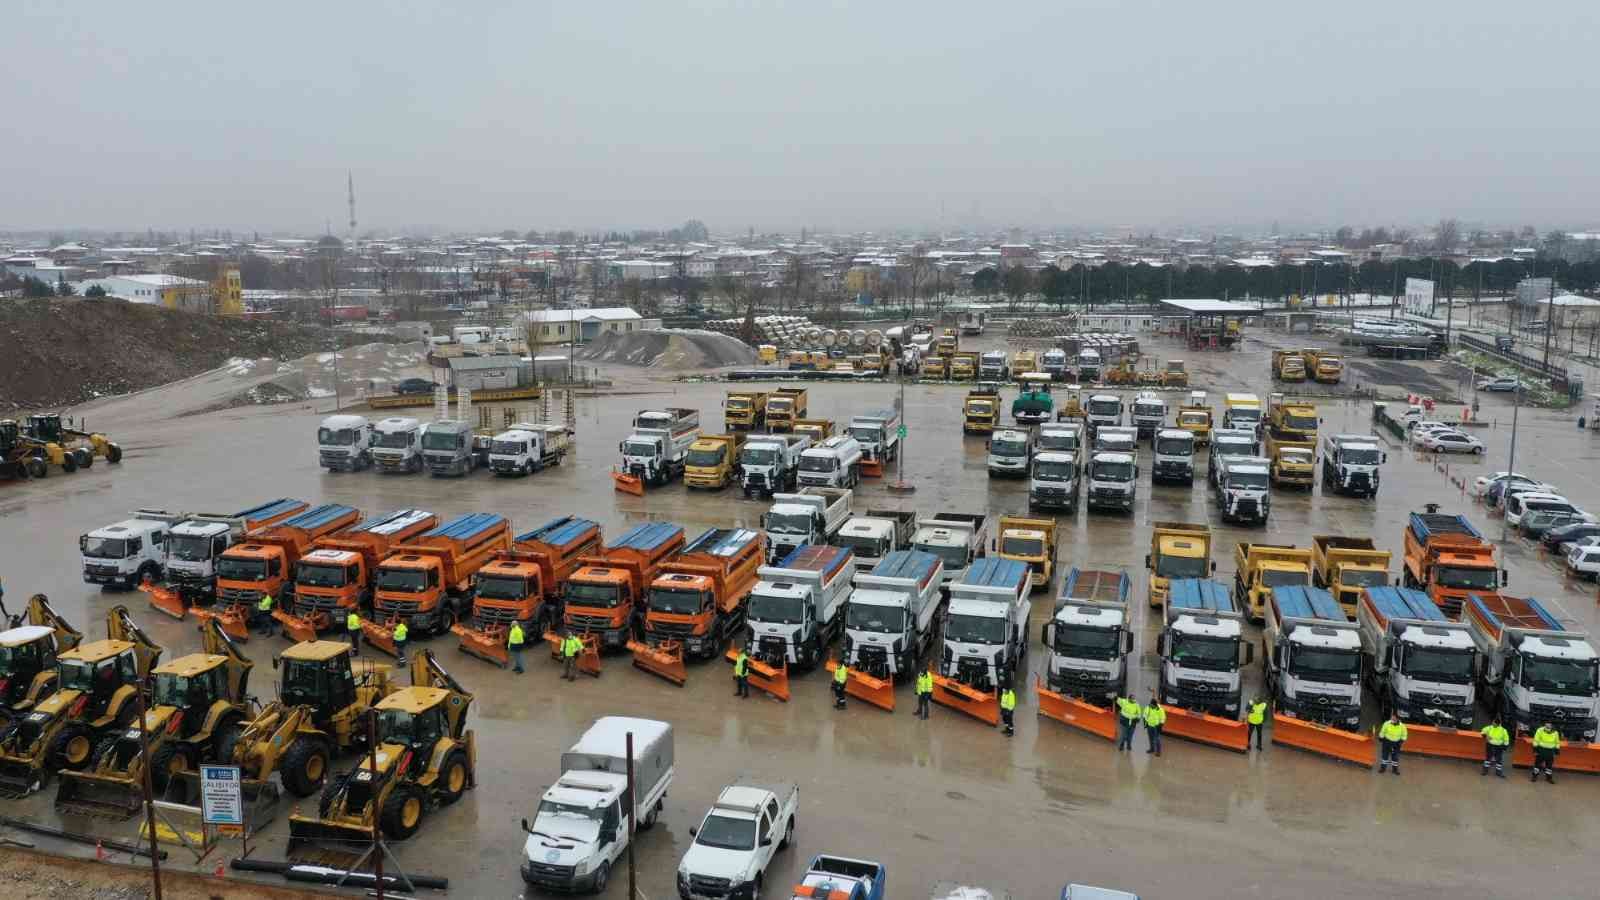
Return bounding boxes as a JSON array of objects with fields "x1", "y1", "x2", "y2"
[
  {"x1": 1408, "y1": 423, "x2": 1456, "y2": 446},
  {"x1": 1417, "y1": 430, "x2": 1485, "y2": 454},
  {"x1": 1474, "y1": 471, "x2": 1543, "y2": 494}
]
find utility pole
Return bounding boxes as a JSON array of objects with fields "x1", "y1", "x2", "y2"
[
  {"x1": 135, "y1": 687, "x2": 163, "y2": 900},
  {"x1": 626, "y1": 732, "x2": 637, "y2": 897},
  {"x1": 1500, "y1": 383, "x2": 1523, "y2": 544},
  {"x1": 1543, "y1": 277, "x2": 1558, "y2": 370}
]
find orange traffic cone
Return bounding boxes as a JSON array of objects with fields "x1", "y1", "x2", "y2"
[
  {"x1": 214, "y1": 859, "x2": 226, "y2": 878},
  {"x1": 95, "y1": 839, "x2": 106, "y2": 861}
]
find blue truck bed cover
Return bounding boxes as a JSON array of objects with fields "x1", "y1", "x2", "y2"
[
  {"x1": 517, "y1": 515, "x2": 599, "y2": 549},
  {"x1": 958, "y1": 557, "x2": 1029, "y2": 589},
  {"x1": 282, "y1": 503, "x2": 358, "y2": 531},
  {"x1": 1271, "y1": 585, "x2": 1345, "y2": 621},
  {"x1": 686, "y1": 527, "x2": 762, "y2": 557},
  {"x1": 776, "y1": 545, "x2": 854, "y2": 578},
  {"x1": 1168, "y1": 578, "x2": 1235, "y2": 614},
  {"x1": 868, "y1": 550, "x2": 941, "y2": 585},
  {"x1": 1363, "y1": 585, "x2": 1445, "y2": 622},
  {"x1": 424, "y1": 511, "x2": 506, "y2": 540},
  {"x1": 234, "y1": 498, "x2": 305, "y2": 521},
  {"x1": 350, "y1": 509, "x2": 434, "y2": 536},
  {"x1": 1409, "y1": 512, "x2": 1482, "y2": 541},
  {"x1": 610, "y1": 521, "x2": 684, "y2": 553}
]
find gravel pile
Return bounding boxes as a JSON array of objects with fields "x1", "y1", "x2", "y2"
[{"x1": 577, "y1": 329, "x2": 756, "y2": 369}]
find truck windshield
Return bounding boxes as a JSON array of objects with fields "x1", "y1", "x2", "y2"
[
  {"x1": 913, "y1": 541, "x2": 968, "y2": 570},
  {"x1": 1226, "y1": 471, "x2": 1270, "y2": 490},
  {"x1": 1284, "y1": 414, "x2": 1317, "y2": 432},
  {"x1": 1135, "y1": 405, "x2": 1164, "y2": 420},
  {"x1": 1261, "y1": 569, "x2": 1308, "y2": 588},
  {"x1": 475, "y1": 575, "x2": 528, "y2": 601},
  {"x1": 1156, "y1": 436, "x2": 1191, "y2": 455},
  {"x1": 944, "y1": 613, "x2": 1005, "y2": 644},
  {"x1": 376, "y1": 431, "x2": 414, "y2": 449},
  {"x1": 490, "y1": 439, "x2": 525, "y2": 455},
  {"x1": 991, "y1": 438, "x2": 1027, "y2": 456},
  {"x1": 1179, "y1": 413, "x2": 1209, "y2": 427},
  {"x1": 1521, "y1": 656, "x2": 1600, "y2": 696},
  {"x1": 799, "y1": 455, "x2": 837, "y2": 473},
  {"x1": 847, "y1": 604, "x2": 904, "y2": 633},
  {"x1": 1341, "y1": 447, "x2": 1380, "y2": 465},
  {"x1": 1091, "y1": 462, "x2": 1133, "y2": 482},
  {"x1": 59, "y1": 659, "x2": 103, "y2": 692},
  {"x1": 694, "y1": 814, "x2": 755, "y2": 851},
  {"x1": 216, "y1": 557, "x2": 267, "y2": 580},
  {"x1": 726, "y1": 399, "x2": 750, "y2": 411},
  {"x1": 1280, "y1": 450, "x2": 1313, "y2": 465},
  {"x1": 1230, "y1": 410, "x2": 1261, "y2": 424},
  {"x1": 1214, "y1": 440, "x2": 1251, "y2": 457},
  {"x1": 152, "y1": 671, "x2": 210, "y2": 708},
  {"x1": 1034, "y1": 461, "x2": 1074, "y2": 481},
  {"x1": 1290, "y1": 648, "x2": 1360, "y2": 682},
  {"x1": 1088, "y1": 401, "x2": 1119, "y2": 416},
  {"x1": 1436, "y1": 566, "x2": 1498, "y2": 590},
  {"x1": 835, "y1": 533, "x2": 887, "y2": 558},
  {"x1": 81, "y1": 537, "x2": 128, "y2": 559},
  {"x1": 1341, "y1": 569, "x2": 1390, "y2": 588},
  {"x1": 965, "y1": 401, "x2": 994, "y2": 416},
  {"x1": 1156, "y1": 554, "x2": 1208, "y2": 579},
  {"x1": 1402, "y1": 647, "x2": 1474, "y2": 683},
  {"x1": 296, "y1": 563, "x2": 347, "y2": 588},
  {"x1": 686, "y1": 447, "x2": 725, "y2": 467},
  {"x1": 280, "y1": 658, "x2": 328, "y2": 706},
  {"x1": 1002, "y1": 537, "x2": 1043, "y2": 557},
  {"x1": 565, "y1": 582, "x2": 622, "y2": 608},
  {"x1": 623, "y1": 440, "x2": 658, "y2": 457},
  {"x1": 848, "y1": 426, "x2": 879, "y2": 443},
  {"x1": 533, "y1": 799, "x2": 604, "y2": 837},
  {"x1": 318, "y1": 427, "x2": 358, "y2": 446},
  {"x1": 766, "y1": 512, "x2": 814, "y2": 536},
  {"x1": 748, "y1": 592, "x2": 805, "y2": 625},
  {"x1": 648, "y1": 588, "x2": 702, "y2": 615},
  {"x1": 376, "y1": 569, "x2": 427, "y2": 592},
  {"x1": 1055, "y1": 626, "x2": 1121, "y2": 660},
  {"x1": 1169, "y1": 634, "x2": 1238, "y2": 670},
  {"x1": 741, "y1": 447, "x2": 778, "y2": 467},
  {"x1": 767, "y1": 399, "x2": 793, "y2": 412},
  {"x1": 421, "y1": 430, "x2": 458, "y2": 451},
  {"x1": 1038, "y1": 435, "x2": 1077, "y2": 452},
  {"x1": 167, "y1": 535, "x2": 213, "y2": 562}
]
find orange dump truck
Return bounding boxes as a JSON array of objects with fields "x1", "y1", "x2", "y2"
[
  {"x1": 562, "y1": 522, "x2": 686, "y2": 651},
  {"x1": 1402, "y1": 510, "x2": 1502, "y2": 618},
  {"x1": 368, "y1": 513, "x2": 511, "y2": 643},
  {"x1": 206, "y1": 504, "x2": 362, "y2": 637},
  {"x1": 452, "y1": 516, "x2": 603, "y2": 665},
  {"x1": 639, "y1": 527, "x2": 766, "y2": 662},
  {"x1": 275, "y1": 508, "x2": 439, "y2": 640}
]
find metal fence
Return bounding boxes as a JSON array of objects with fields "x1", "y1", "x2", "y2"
[{"x1": 1457, "y1": 334, "x2": 1569, "y2": 382}]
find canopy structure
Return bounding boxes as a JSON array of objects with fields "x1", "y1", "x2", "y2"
[{"x1": 1159, "y1": 299, "x2": 1256, "y2": 350}]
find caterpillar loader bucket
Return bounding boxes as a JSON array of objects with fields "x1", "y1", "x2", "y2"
[
  {"x1": 140, "y1": 579, "x2": 188, "y2": 621},
  {"x1": 1512, "y1": 737, "x2": 1600, "y2": 774},
  {"x1": 859, "y1": 458, "x2": 883, "y2": 478},
  {"x1": 1403, "y1": 724, "x2": 1484, "y2": 763},
  {"x1": 930, "y1": 674, "x2": 998, "y2": 727},
  {"x1": 272, "y1": 609, "x2": 325, "y2": 644},
  {"x1": 287, "y1": 812, "x2": 379, "y2": 854},
  {"x1": 625, "y1": 639, "x2": 685, "y2": 685},
  {"x1": 1034, "y1": 679, "x2": 1116, "y2": 742},
  {"x1": 1160, "y1": 705, "x2": 1248, "y2": 753},
  {"x1": 543, "y1": 632, "x2": 601, "y2": 677},
  {"x1": 824, "y1": 660, "x2": 894, "y2": 712},
  {"x1": 360, "y1": 619, "x2": 400, "y2": 658},
  {"x1": 164, "y1": 770, "x2": 282, "y2": 829},
  {"x1": 1270, "y1": 713, "x2": 1374, "y2": 768},
  {"x1": 452, "y1": 623, "x2": 510, "y2": 668},
  {"x1": 611, "y1": 468, "x2": 645, "y2": 496},
  {"x1": 190, "y1": 603, "x2": 250, "y2": 641},
  {"x1": 55, "y1": 769, "x2": 145, "y2": 820},
  {"x1": 726, "y1": 649, "x2": 790, "y2": 702},
  {"x1": 0, "y1": 756, "x2": 48, "y2": 798}
]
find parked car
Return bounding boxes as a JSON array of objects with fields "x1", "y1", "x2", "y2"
[
  {"x1": 1567, "y1": 544, "x2": 1600, "y2": 580},
  {"x1": 1475, "y1": 471, "x2": 1550, "y2": 496},
  {"x1": 1505, "y1": 492, "x2": 1586, "y2": 528},
  {"x1": 1476, "y1": 376, "x2": 1521, "y2": 392},
  {"x1": 1542, "y1": 521, "x2": 1600, "y2": 552},
  {"x1": 1521, "y1": 510, "x2": 1588, "y2": 541},
  {"x1": 1562, "y1": 535, "x2": 1600, "y2": 555},
  {"x1": 1407, "y1": 420, "x2": 1452, "y2": 436},
  {"x1": 1417, "y1": 430, "x2": 1484, "y2": 454},
  {"x1": 1489, "y1": 477, "x2": 1560, "y2": 509},
  {"x1": 395, "y1": 377, "x2": 438, "y2": 395}
]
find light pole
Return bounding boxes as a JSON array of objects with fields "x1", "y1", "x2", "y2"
[{"x1": 1499, "y1": 383, "x2": 1522, "y2": 543}]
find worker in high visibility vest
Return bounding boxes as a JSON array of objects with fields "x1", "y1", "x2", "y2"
[
  {"x1": 1246, "y1": 697, "x2": 1269, "y2": 751},
  {"x1": 392, "y1": 621, "x2": 409, "y2": 665},
  {"x1": 1143, "y1": 689, "x2": 1167, "y2": 756},
  {"x1": 733, "y1": 644, "x2": 750, "y2": 698},
  {"x1": 1378, "y1": 712, "x2": 1408, "y2": 775},
  {"x1": 832, "y1": 661, "x2": 849, "y2": 710},
  {"x1": 1480, "y1": 716, "x2": 1510, "y2": 778},
  {"x1": 508, "y1": 622, "x2": 527, "y2": 674},
  {"x1": 255, "y1": 593, "x2": 276, "y2": 637},
  {"x1": 915, "y1": 670, "x2": 934, "y2": 720},
  {"x1": 346, "y1": 610, "x2": 362, "y2": 655},
  {"x1": 1531, "y1": 722, "x2": 1563, "y2": 784},
  {"x1": 561, "y1": 630, "x2": 583, "y2": 681},
  {"x1": 1115, "y1": 694, "x2": 1142, "y2": 752},
  {"x1": 999, "y1": 683, "x2": 1017, "y2": 736}
]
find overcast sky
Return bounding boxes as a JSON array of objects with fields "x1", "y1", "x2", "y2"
[{"x1": 6, "y1": 1, "x2": 1597, "y2": 236}]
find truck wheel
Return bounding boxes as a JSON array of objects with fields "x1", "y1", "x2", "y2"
[
  {"x1": 780, "y1": 815, "x2": 794, "y2": 849},
  {"x1": 149, "y1": 742, "x2": 194, "y2": 792},
  {"x1": 590, "y1": 861, "x2": 610, "y2": 893},
  {"x1": 75, "y1": 448, "x2": 94, "y2": 469},
  {"x1": 107, "y1": 443, "x2": 123, "y2": 463},
  {"x1": 28, "y1": 458, "x2": 47, "y2": 478},
  {"x1": 48, "y1": 723, "x2": 96, "y2": 770},
  {"x1": 60, "y1": 453, "x2": 76, "y2": 473},
  {"x1": 380, "y1": 782, "x2": 425, "y2": 840},
  {"x1": 281, "y1": 737, "x2": 331, "y2": 797}
]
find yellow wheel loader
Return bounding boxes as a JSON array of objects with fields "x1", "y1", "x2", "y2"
[
  {"x1": 0, "y1": 606, "x2": 161, "y2": 796},
  {"x1": 0, "y1": 593, "x2": 82, "y2": 723},
  {"x1": 288, "y1": 650, "x2": 475, "y2": 849}
]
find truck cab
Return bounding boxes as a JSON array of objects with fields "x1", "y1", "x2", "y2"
[
  {"x1": 1357, "y1": 586, "x2": 1477, "y2": 727},
  {"x1": 685, "y1": 434, "x2": 743, "y2": 490},
  {"x1": 1028, "y1": 451, "x2": 1080, "y2": 512},
  {"x1": 1086, "y1": 452, "x2": 1137, "y2": 513},
  {"x1": 1321, "y1": 433, "x2": 1385, "y2": 497},
  {"x1": 645, "y1": 529, "x2": 764, "y2": 659},
  {"x1": 740, "y1": 434, "x2": 810, "y2": 499},
  {"x1": 1145, "y1": 522, "x2": 1213, "y2": 611},
  {"x1": 1233, "y1": 543, "x2": 1312, "y2": 623},
  {"x1": 963, "y1": 387, "x2": 1001, "y2": 434},
  {"x1": 1264, "y1": 586, "x2": 1363, "y2": 730},
  {"x1": 1036, "y1": 423, "x2": 1083, "y2": 455},
  {"x1": 1222, "y1": 393, "x2": 1262, "y2": 431},
  {"x1": 797, "y1": 436, "x2": 862, "y2": 489},
  {"x1": 1085, "y1": 394, "x2": 1123, "y2": 431},
  {"x1": 420, "y1": 420, "x2": 485, "y2": 477},
  {"x1": 765, "y1": 389, "x2": 808, "y2": 432},
  {"x1": 371, "y1": 417, "x2": 424, "y2": 473},
  {"x1": 1151, "y1": 429, "x2": 1195, "y2": 485},
  {"x1": 489, "y1": 423, "x2": 568, "y2": 477},
  {"x1": 1041, "y1": 349, "x2": 1069, "y2": 381},
  {"x1": 995, "y1": 516, "x2": 1056, "y2": 592},
  {"x1": 723, "y1": 391, "x2": 768, "y2": 431},
  {"x1": 81, "y1": 512, "x2": 180, "y2": 590},
  {"x1": 848, "y1": 409, "x2": 900, "y2": 466},
  {"x1": 939, "y1": 559, "x2": 1031, "y2": 692},
  {"x1": 1076, "y1": 349, "x2": 1102, "y2": 382},
  {"x1": 1465, "y1": 593, "x2": 1599, "y2": 741},
  {"x1": 1175, "y1": 401, "x2": 1212, "y2": 447},
  {"x1": 1214, "y1": 455, "x2": 1272, "y2": 525},
  {"x1": 1157, "y1": 579, "x2": 1251, "y2": 717},
  {"x1": 1131, "y1": 392, "x2": 1167, "y2": 440},
  {"x1": 621, "y1": 408, "x2": 701, "y2": 486},
  {"x1": 746, "y1": 545, "x2": 854, "y2": 669},
  {"x1": 764, "y1": 489, "x2": 852, "y2": 562},
  {"x1": 986, "y1": 429, "x2": 1032, "y2": 478},
  {"x1": 1043, "y1": 579, "x2": 1133, "y2": 703},
  {"x1": 911, "y1": 513, "x2": 987, "y2": 588},
  {"x1": 317, "y1": 414, "x2": 372, "y2": 472},
  {"x1": 978, "y1": 351, "x2": 1009, "y2": 380},
  {"x1": 844, "y1": 551, "x2": 943, "y2": 681},
  {"x1": 833, "y1": 510, "x2": 916, "y2": 572}
]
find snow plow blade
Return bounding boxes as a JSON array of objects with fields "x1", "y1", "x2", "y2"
[
  {"x1": 54, "y1": 769, "x2": 144, "y2": 820},
  {"x1": 140, "y1": 580, "x2": 188, "y2": 620},
  {"x1": 1403, "y1": 723, "x2": 1484, "y2": 762},
  {"x1": 1034, "y1": 679, "x2": 1116, "y2": 741},
  {"x1": 190, "y1": 603, "x2": 250, "y2": 641},
  {"x1": 272, "y1": 609, "x2": 325, "y2": 644},
  {"x1": 544, "y1": 631, "x2": 601, "y2": 677},
  {"x1": 1161, "y1": 705, "x2": 1248, "y2": 753},
  {"x1": 360, "y1": 618, "x2": 399, "y2": 658},
  {"x1": 930, "y1": 674, "x2": 998, "y2": 726},
  {"x1": 824, "y1": 660, "x2": 894, "y2": 712},
  {"x1": 859, "y1": 458, "x2": 883, "y2": 478},
  {"x1": 726, "y1": 649, "x2": 790, "y2": 702},
  {"x1": 1512, "y1": 737, "x2": 1600, "y2": 775},
  {"x1": 611, "y1": 469, "x2": 645, "y2": 496},
  {"x1": 625, "y1": 639, "x2": 684, "y2": 685},
  {"x1": 1270, "y1": 713, "x2": 1374, "y2": 767},
  {"x1": 452, "y1": 623, "x2": 509, "y2": 667}
]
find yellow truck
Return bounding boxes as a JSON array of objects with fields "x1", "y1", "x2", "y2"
[
  {"x1": 1145, "y1": 521, "x2": 1214, "y2": 609},
  {"x1": 995, "y1": 516, "x2": 1057, "y2": 593},
  {"x1": 1311, "y1": 535, "x2": 1392, "y2": 617},
  {"x1": 1272, "y1": 349, "x2": 1307, "y2": 381},
  {"x1": 963, "y1": 387, "x2": 1001, "y2": 434},
  {"x1": 1302, "y1": 349, "x2": 1343, "y2": 384},
  {"x1": 1176, "y1": 392, "x2": 1213, "y2": 447},
  {"x1": 765, "y1": 388, "x2": 809, "y2": 431},
  {"x1": 723, "y1": 391, "x2": 769, "y2": 431},
  {"x1": 1232, "y1": 542, "x2": 1313, "y2": 623},
  {"x1": 1163, "y1": 359, "x2": 1188, "y2": 388},
  {"x1": 792, "y1": 419, "x2": 834, "y2": 443},
  {"x1": 1267, "y1": 398, "x2": 1318, "y2": 444},
  {"x1": 684, "y1": 434, "x2": 744, "y2": 489},
  {"x1": 1011, "y1": 350, "x2": 1039, "y2": 378},
  {"x1": 923, "y1": 355, "x2": 948, "y2": 380},
  {"x1": 950, "y1": 351, "x2": 980, "y2": 381},
  {"x1": 935, "y1": 329, "x2": 959, "y2": 358},
  {"x1": 758, "y1": 344, "x2": 778, "y2": 364},
  {"x1": 1222, "y1": 393, "x2": 1262, "y2": 431},
  {"x1": 1265, "y1": 433, "x2": 1316, "y2": 489}
]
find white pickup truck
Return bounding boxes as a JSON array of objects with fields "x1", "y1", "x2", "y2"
[{"x1": 678, "y1": 781, "x2": 798, "y2": 900}]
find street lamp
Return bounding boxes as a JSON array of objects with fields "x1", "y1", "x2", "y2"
[{"x1": 1498, "y1": 382, "x2": 1523, "y2": 543}]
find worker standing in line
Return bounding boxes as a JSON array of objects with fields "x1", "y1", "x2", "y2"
[
  {"x1": 1115, "y1": 693, "x2": 1142, "y2": 752},
  {"x1": 1531, "y1": 721, "x2": 1562, "y2": 784},
  {"x1": 1143, "y1": 690, "x2": 1166, "y2": 756},
  {"x1": 508, "y1": 622, "x2": 526, "y2": 675},
  {"x1": 1246, "y1": 697, "x2": 1268, "y2": 751},
  {"x1": 914, "y1": 669, "x2": 933, "y2": 719},
  {"x1": 1377, "y1": 711, "x2": 1408, "y2": 775},
  {"x1": 733, "y1": 644, "x2": 750, "y2": 697},
  {"x1": 1480, "y1": 716, "x2": 1510, "y2": 778},
  {"x1": 561, "y1": 630, "x2": 582, "y2": 681},
  {"x1": 256, "y1": 592, "x2": 276, "y2": 637},
  {"x1": 832, "y1": 660, "x2": 849, "y2": 710},
  {"x1": 345, "y1": 610, "x2": 361, "y2": 655},
  {"x1": 392, "y1": 620, "x2": 409, "y2": 664},
  {"x1": 999, "y1": 682, "x2": 1017, "y2": 736}
]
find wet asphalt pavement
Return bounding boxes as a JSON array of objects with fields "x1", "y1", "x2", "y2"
[{"x1": 3, "y1": 329, "x2": 1599, "y2": 899}]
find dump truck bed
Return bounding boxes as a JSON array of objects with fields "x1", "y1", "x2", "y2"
[
  {"x1": 1466, "y1": 593, "x2": 1563, "y2": 639},
  {"x1": 1361, "y1": 585, "x2": 1447, "y2": 628}
]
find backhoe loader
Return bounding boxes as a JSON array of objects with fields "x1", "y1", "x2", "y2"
[
  {"x1": 56, "y1": 618, "x2": 252, "y2": 818},
  {"x1": 0, "y1": 593, "x2": 82, "y2": 722},
  {"x1": 288, "y1": 650, "x2": 475, "y2": 848},
  {"x1": 0, "y1": 606, "x2": 161, "y2": 796}
]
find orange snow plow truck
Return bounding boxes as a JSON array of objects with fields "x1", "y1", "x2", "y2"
[
  {"x1": 452, "y1": 516, "x2": 602, "y2": 667},
  {"x1": 203, "y1": 503, "x2": 362, "y2": 640},
  {"x1": 629, "y1": 527, "x2": 765, "y2": 685},
  {"x1": 363, "y1": 513, "x2": 511, "y2": 656},
  {"x1": 273, "y1": 509, "x2": 439, "y2": 642},
  {"x1": 560, "y1": 522, "x2": 685, "y2": 654},
  {"x1": 1402, "y1": 508, "x2": 1503, "y2": 618}
]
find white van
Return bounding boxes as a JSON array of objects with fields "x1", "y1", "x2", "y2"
[{"x1": 1505, "y1": 492, "x2": 1588, "y2": 527}]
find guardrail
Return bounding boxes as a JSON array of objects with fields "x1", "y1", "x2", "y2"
[
  {"x1": 1457, "y1": 334, "x2": 1570, "y2": 382},
  {"x1": 1371, "y1": 404, "x2": 1407, "y2": 441}
]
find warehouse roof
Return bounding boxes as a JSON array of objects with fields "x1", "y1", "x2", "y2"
[
  {"x1": 1160, "y1": 298, "x2": 1258, "y2": 315},
  {"x1": 523, "y1": 307, "x2": 644, "y2": 323}
]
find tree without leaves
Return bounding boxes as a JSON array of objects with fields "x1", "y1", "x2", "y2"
[{"x1": 1002, "y1": 267, "x2": 1034, "y2": 310}]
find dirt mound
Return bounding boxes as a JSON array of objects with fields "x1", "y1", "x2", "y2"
[
  {"x1": 577, "y1": 328, "x2": 756, "y2": 369},
  {"x1": 0, "y1": 297, "x2": 376, "y2": 411}
]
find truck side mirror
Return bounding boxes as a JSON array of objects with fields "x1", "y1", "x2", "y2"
[
  {"x1": 1124, "y1": 632, "x2": 1134, "y2": 653},
  {"x1": 1211, "y1": 561, "x2": 1217, "y2": 572},
  {"x1": 1040, "y1": 622, "x2": 1052, "y2": 647},
  {"x1": 1501, "y1": 570, "x2": 1509, "y2": 586},
  {"x1": 1244, "y1": 643, "x2": 1256, "y2": 665},
  {"x1": 1156, "y1": 633, "x2": 1168, "y2": 657},
  {"x1": 617, "y1": 442, "x2": 623, "y2": 453},
  {"x1": 520, "y1": 818, "x2": 532, "y2": 834},
  {"x1": 1144, "y1": 554, "x2": 1151, "y2": 568},
  {"x1": 1382, "y1": 453, "x2": 1389, "y2": 464},
  {"x1": 688, "y1": 826, "x2": 698, "y2": 837}
]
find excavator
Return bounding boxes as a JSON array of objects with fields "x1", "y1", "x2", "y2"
[
  {"x1": 0, "y1": 593, "x2": 82, "y2": 723},
  {"x1": 56, "y1": 618, "x2": 253, "y2": 819},
  {"x1": 0, "y1": 606, "x2": 161, "y2": 797},
  {"x1": 288, "y1": 650, "x2": 476, "y2": 849}
]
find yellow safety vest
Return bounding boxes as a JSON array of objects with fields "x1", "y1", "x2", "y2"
[
  {"x1": 1481, "y1": 724, "x2": 1510, "y2": 747},
  {"x1": 916, "y1": 672, "x2": 933, "y2": 695},
  {"x1": 1143, "y1": 704, "x2": 1167, "y2": 727},
  {"x1": 258, "y1": 595, "x2": 274, "y2": 612},
  {"x1": 1000, "y1": 689, "x2": 1016, "y2": 712},
  {"x1": 834, "y1": 664, "x2": 848, "y2": 685},
  {"x1": 1379, "y1": 720, "x2": 1408, "y2": 742},
  {"x1": 1117, "y1": 698, "x2": 1142, "y2": 722},
  {"x1": 1247, "y1": 701, "x2": 1268, "y2": 725},
  {"x1": 734, "y1": 652, "x2": 748, "y2": 676},
  {"x1": 1532, "y1": 727, "x2": 1562, "y2": 750},
  {"x1": 563, "y1": 636, "x2": 581, "y2": 657},
  {"x1": 393, "y1": 623, "x2": 408, "y2": 642},
  {"x1": 508, "y1": 624, "x2": 525, "y2": 647},
  {"x1": 347, "y1": 612, "x2": 361, "y2": 632}
]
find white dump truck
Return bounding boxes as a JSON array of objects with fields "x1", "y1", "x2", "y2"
[
  {"x1": 1358, "y1": 585, "x2": 1477, "y2": 728},
  {"x1": 763, "y1": 487, "x2": 853, "y2": 562},
  {"x1": 745, "y1": 545, "x2": 854, "y2": 669},
  {"x1": 1264, "y1": 585, "x2": 1363, "y2": 731},
  {"x1": 844, "y1": 550, "x2": 944, "y2": 681}
]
